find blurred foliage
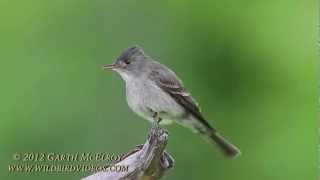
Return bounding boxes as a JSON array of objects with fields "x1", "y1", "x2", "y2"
[{"x1": 0, "y1": 0, "x2": 317, "y2": 180}]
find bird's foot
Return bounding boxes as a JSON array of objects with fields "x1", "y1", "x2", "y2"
[{"x1": 152, "y1": 112, "x2": 162, "y2": 124}]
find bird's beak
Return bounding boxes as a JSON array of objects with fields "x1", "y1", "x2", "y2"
[{"x1": 102, "y1": 63, "x2": 117, "y2": 70}]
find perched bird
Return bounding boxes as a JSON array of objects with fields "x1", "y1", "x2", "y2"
[{"x1": 103, "y1": 46, "x2": 240, "y2": 157}]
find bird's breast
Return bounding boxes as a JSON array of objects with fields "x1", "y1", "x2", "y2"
[{"x1": 125, "y1": 78, "x2": 184, "y2": 121}]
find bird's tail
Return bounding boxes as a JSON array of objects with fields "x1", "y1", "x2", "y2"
[{"x1": 204, "y1": 130, "x2": 241, "y2": 158}]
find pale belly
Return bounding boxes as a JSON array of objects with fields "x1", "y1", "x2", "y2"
[{"x1": 125, "y1": 79, "x2": 185, "y2": 124}]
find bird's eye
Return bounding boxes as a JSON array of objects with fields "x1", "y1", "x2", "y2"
[{"x1": 124, "y1": 60, "x2": 131, "y2": 65}]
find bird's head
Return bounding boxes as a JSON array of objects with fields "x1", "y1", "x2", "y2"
[{"x1": 103, "y1": 45, "x2": 147, "y2": 80}]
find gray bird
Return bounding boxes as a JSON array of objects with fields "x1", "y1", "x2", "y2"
[{"x1": 103, "y1": 46, "x2": 240, "y2": 157}]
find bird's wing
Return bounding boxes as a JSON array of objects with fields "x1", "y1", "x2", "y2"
[{"x1": 148, "y1": 63, "x2": 213, "y2": 131}]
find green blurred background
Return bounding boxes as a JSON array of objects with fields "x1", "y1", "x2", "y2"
[{"x1": 0, "y1": 0, "x2": 317, "y2": 179}]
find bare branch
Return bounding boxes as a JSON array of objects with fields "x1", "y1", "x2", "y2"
[{"x1": 82, "y1": 122, "x2": 174, "y2": 180}]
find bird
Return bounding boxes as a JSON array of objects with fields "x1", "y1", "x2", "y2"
[{"x1": 103, "y1": 45, "x2": 240, "y2": 157}]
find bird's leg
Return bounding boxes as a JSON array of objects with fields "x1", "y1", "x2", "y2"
[
  {"x1": 150, "y1": 110, "x2": 168, "y2": 138},
  {"x1": 152, "y1": 111, "x2": 162, "y2": 124},
  {"x1": 157, "y1": 117, "x2": 162, "y2": 124}
]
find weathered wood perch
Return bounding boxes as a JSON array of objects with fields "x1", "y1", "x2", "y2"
[{"x1": 82, "y1": 122, "x2": 174, "y2": 180}]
